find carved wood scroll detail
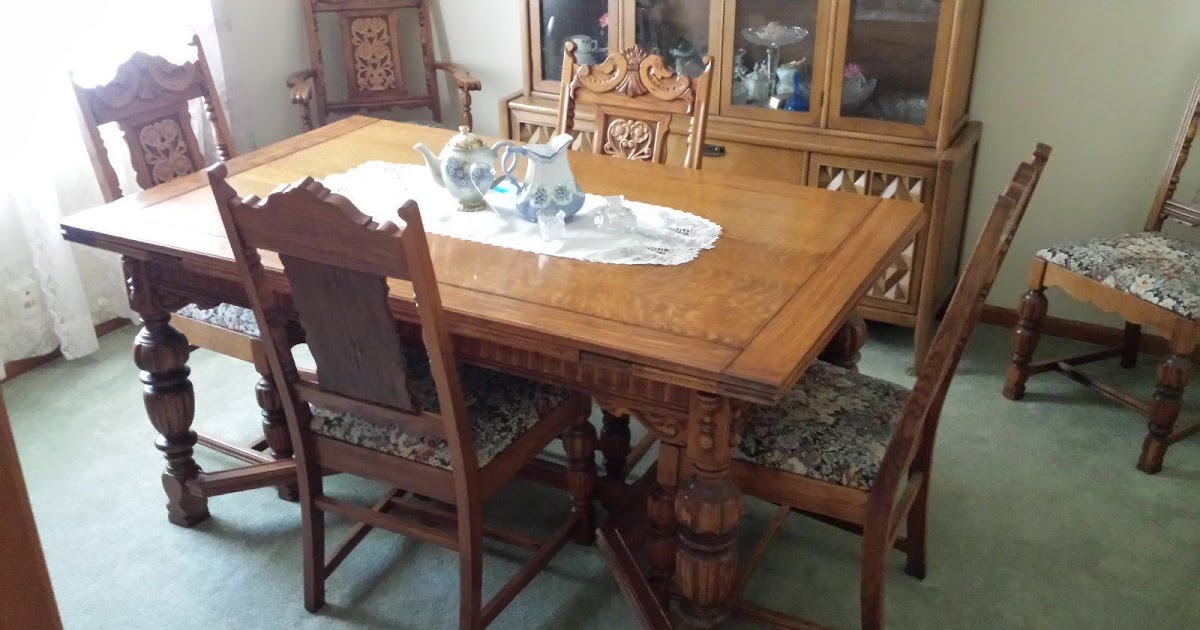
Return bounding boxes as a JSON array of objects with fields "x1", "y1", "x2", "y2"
[
  {"x1": 351, "y1": 17, "x2": 397, "y2": 91},
  {"x1": 88, "y1": 53, "x2": 200, "y2": 111},
  {"x1": 603, "y1": 118, "x2": 654, "y2": 161},
  {"x1": 574, "y1": 45, "x2": 692, "y2": 103}
]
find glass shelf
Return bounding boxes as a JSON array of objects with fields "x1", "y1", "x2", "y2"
[
  {"x1": 632, "y1": 0, "x2": 712, "y2": 78},
  {"x1": 537, "y1": 0, "x2": 612, "y2": 84}
]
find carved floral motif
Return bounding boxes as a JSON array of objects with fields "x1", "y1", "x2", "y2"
[
  {"x1": 138, "y1": 118, "x2": 195, "y2": 184},
  {"x1": 604, "y1": 118, "x2": 654, "y2": 161},
  {"x1": 351, "y1": 17, "x2": 396, "y2": 91}
]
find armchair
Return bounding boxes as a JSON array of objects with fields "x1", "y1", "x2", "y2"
[{"x1": 287, "y1": 0, "x2": 482, "y2": 131}]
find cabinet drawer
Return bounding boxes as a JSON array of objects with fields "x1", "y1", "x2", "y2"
[{"x1": 668, "y1": 135, "x2": 807, "y2": 184}]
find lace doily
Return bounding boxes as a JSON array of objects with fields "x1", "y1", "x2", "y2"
[{"x1": 322, "y1": 161, "x2": 722, "y2": 266}]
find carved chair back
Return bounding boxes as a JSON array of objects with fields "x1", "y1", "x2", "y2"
[
  {"x1": 73, "y1": 36, "x2": 234, "y2": 203},
  {"x1": 1146, "y1": 74, "x2": 1200, "y2": 230},
  {"x1": 301, "y1": 0, "x2": 443, "y2": 128},
  {"x1": 209, "y1": 165, "x2": 482, "y2": 489},
  {"x1": 556, "y1": 44, "x2": 714, "y2": 169},
  {"x1": 869, "y1": 144, "x2": 1052, "y2": 512}
]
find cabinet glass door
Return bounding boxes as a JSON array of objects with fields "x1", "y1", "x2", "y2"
[
  {"x1": 828, "y1": 0, "x2": 951, "y2": 138},
  {"x1": 532, "y1": 0, "x2": 617, "y2": 93},
  {"x1": 719, "y1": 0, "x2": 831, "y2": 126},
  {"x1": 628, "y1": 1, "x2": 714, "y2": 79}
]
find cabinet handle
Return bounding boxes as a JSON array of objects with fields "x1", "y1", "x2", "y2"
[{"x1": 702, "y1": 144, "x2": 726, "y2": 158}]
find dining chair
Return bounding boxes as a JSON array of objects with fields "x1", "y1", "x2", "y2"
[
  {"x1": 1004, "y1": 75, "x2": 1200, "y2": 474},
  {"x1": 726, "y1": 144, "x2": 1051, "y2": 630},
  {"x1": 287, "y1": 0, "x2": 482, "y2": 132},
  {"x1": 72, "y1": 36, "x2": 295, "y2": 498},
  {"x1": 555, "y1": 43, "x2": 714, "y2": 170},
  {"x1": 208, "y1": 164, "x2": 597, "y2": 629},
  {"x1": 555, "y1": 42, "x2": 715, "y2": 485}
]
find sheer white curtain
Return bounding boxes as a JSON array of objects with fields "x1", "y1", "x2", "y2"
[{"x1": 0, "y1": 0, "x2": 233, "y2": 378}]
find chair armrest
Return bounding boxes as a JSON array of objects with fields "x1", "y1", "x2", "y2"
[
  {"x1": 433, "y1": 61, "x2": 482, "y2": 92},
  {"x1": 287, "y1": 69, "x2": 317, "y2": 104}
]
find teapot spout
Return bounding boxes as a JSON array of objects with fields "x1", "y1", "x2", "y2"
[{"x1": 413, "y1": 143, "x2": 445, "y2": 187}]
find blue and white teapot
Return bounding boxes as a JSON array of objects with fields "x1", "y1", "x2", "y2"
[{"x1": 493, "y1": 133, "x2": 586, "y2": 222}]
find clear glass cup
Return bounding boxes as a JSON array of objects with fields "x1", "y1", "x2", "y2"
[
  {"x1": 537, "y1": 207, "x2": 566, "y2": 241},
  {"x1": 594, "y1": 195, "x2": 636, "y2": 234}
]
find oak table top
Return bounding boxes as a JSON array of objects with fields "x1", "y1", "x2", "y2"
[{"x1": 61, "y1": 116, "x2": 923, "y2": 406}]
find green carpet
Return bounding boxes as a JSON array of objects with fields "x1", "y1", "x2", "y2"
[{"x1": 4, "y1": 323, "x2": 1199, "y2": 629}]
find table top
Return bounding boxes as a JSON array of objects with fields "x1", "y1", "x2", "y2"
[{"x1": 61, "y1": 117, "x2": 923, "y2": 403}]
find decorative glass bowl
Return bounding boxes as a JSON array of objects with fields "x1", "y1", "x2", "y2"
[{"x1": 742, "y1": 23, "x2": 810, "y2": 48}]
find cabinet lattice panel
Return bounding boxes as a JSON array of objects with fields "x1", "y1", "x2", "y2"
[
  {"x1": 517, "y1": 121, "x2": 594, "y2": 152},
  {"x1": 818, "y1": 165, "x2": 925, "y2": 305}
]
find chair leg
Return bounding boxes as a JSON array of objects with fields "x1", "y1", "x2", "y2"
[
  {"x1": 302, "y1": 474, "x2": 326, "y2": 613},
  {"x1": 904, "y1": 477, "x2": 929, "y2": 580},
  {"x1": 458, "y1": 504, "x2": 484, "y2": 630},
  {"x1": 861, "y1": 534, "x2": 888, "y2": 630},
  {"x1": 1003, "y1": 286, "x2": 1048, "y2": 400},
  {"x1": 255, "y1": 366, "x2": 297, "y2": 501},
  {"x1": 1138, "y1": 352, "x2": 1191, "y2": 474},
  {"x1": 600, "y1": 411, "x2": 632, "y2": 481},
  {"x1": 564, "y1": 404, "x2": 598, "y2": 546},
  {"x1": 1121, "y1": 323, "x2": 1142, "y2": 369}
]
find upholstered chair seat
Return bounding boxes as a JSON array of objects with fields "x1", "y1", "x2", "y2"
[
  {"x1": 735, "y1": 361, "x2": 910, "y2": 491},
  {"x1": 176, "y1": 303, "x2": 261, "y2": 336},
  {"x1": 1036, "y1": 232, "x2": 1200, "y2": 319},
  {"x1": 311, "y1": 347, "x2": 571, "y2": 470}
]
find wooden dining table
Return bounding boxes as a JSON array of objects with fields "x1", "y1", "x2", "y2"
[{"x1": 60, "y1": 117, "x2": 923, "y2": 627}]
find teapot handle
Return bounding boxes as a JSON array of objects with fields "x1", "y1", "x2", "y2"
[{"x1": 492, "y1": 141, "x2": 523, "y2": 192}]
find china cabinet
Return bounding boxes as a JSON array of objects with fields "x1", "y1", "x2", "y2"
[{"x1": 503, "y1": 0, "x2": 984, "y2": 365}]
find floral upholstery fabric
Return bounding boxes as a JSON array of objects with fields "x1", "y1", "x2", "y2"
[
  {"x1": 736, "y1": 361, "x2": 910, "y2": 491},
  {"x1": 1037, "y1": 232, "x2": 1200, "y2": 320},
  {"x1": 176, "y1": 303, "x2": 260, "y2": 336},
  {"x1": 310, "y1": 346, "x2": 571, "y2": 470}
]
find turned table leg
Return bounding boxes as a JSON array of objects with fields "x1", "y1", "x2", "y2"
[
  {"x1": 600, "y1": 411, "x2": 632, "y2": 481},
  {"x1": 563, "y1": 402, "x2": 599, "y2": 545},
  {"x1": 646, "y1": 443, "x2": 681, "y2": 603},
  {"x1": 820, "y1": 311, "x2": 868, "y2": 372},
  {"x1": 126, "y1": 259, "x2": 208, "y2": 527},
  {"x1": 676, "y1": 392, "x2": 743, "y2": 628}
]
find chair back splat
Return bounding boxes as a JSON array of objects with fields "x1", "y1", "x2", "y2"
[
  {"x1": 556, "y1": 43, "x2": 714, "y2": 169},
  {"x1": 73, "y1": 35, "x2": 233, "y2": 202}
]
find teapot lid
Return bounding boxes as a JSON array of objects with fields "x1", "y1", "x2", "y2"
[{"x1": 447, "y1": 126, "x2": 485, "y2": 151}]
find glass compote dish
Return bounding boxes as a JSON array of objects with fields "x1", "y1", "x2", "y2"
[{"x1": 742, "y1": 22, "x2": 809, "y2": 95}]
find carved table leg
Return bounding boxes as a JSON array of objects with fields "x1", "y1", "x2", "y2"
[
  {"x1": 646, "y1": 443, "x2": 681, "y2": 603},
  {"x1": 1003, "y1": 287, "x2": 1048, "y2": 400},
  {"x1": 255, "y1": 366, "x2": 297, "y2": 501},
  {"x1": 600, "y1": 411, "x2": 632, "y2": 481},
  {"x1": 820, "y1": 310, "x2": 868, "y2": 372},
  {"x1": 563, "y1": 402, "x2": 598, "y2": 545},
  {"x1": 675, "y1": 392, "x2": 744, "y2": 628},
  {"x1": 1138, "y1": 351, "x2": 1191, "y2": 474},
  {"x1": 126, "y1": 258, "x2": 208, "y2": 527}
]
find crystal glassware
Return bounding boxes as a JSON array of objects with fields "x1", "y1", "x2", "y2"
[
  {"x1": 537, "y1": 207, "x2": 567, "y2": 242},
  {"x1": 742, "y1": 22, "x2": 809, "y2": 95},
  {"x1": 593, "y1": 195, "x2": 636, "y2": 234}
]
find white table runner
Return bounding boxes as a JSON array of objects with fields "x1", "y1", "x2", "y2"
[{"x1": 323, "y1": 161, "x2": 721, "y2": 265}]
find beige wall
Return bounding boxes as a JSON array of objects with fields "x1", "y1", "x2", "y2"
[
  {"x1": 215, "y1": 0, "x2": 523, "y2": 145},
  {"x1": 217, "y1": 1, "x2": 1200, "y2": 325},
  {"x1": 965, "y1": 0, "x2": 1200, "y2": 324}
]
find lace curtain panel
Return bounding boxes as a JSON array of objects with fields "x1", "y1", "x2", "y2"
[{"x1": 0, "y1": 1, "x2": 233, "y2": 378}]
